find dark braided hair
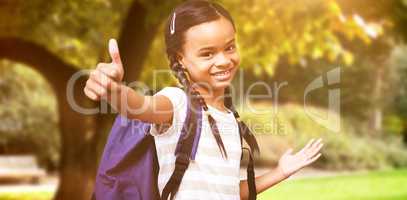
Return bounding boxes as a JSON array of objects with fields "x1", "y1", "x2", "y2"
[
  {"x1": 164, "y1": 0, "x2": 258, "y2": 159},
  {"x1": 225, "y1": 87, "x2": 260, "y2": 154}
]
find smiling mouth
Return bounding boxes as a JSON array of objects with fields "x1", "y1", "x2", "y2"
[
  {"x1": 211, "y1": 68, "x2": 232, "y2": 77},
  {"x1": 210, "y1": 68, "x2": 234, "y2": 81}
]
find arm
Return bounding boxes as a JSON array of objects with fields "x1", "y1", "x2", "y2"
[
  {"x1": 240, "y1": 138, "x2": 324, "y2": 200},
  {"x1": 83, "y1": 39, "x2": 173, "y2": 124},
  {"x1": 239, "y1": 165, "x2": 287, "y2": 199},
  {"x1": 106, "y1": 85, "x2": 173, "y2": 124}
]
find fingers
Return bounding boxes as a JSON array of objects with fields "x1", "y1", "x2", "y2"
[
  {"x1": 84, "y1": 86, "x2": 99, "y2": 101},
  {"x1": 85, "y1": 79, "x2": 107, "y2": 99},
  {"x1": 308, "y1": 139, "x2": 324, "y2": 157},
  {"x1": 304, "y1": 138, "x2": 316, "y2": 149},
  {"x1": 84, "y1": 38, "x2": 125, "y2": 101},
  {"x1": 311, "y1": 138, "x2": 323, "y2": 149},
  {"x1": 304, "y1": 153, "x2": 322, "y2": 166},
  {"x1": 302, "y1": 138, "x2": 324, "y2": 166},
  {"x1": 283, "y1": 148, "x2": 293, "y2": 156},
  {"x1": 89, "y1": 68, "x2": 114, "y2": 89},
  {"x1": 84, "y1": 67, "x2": 121, "y2": 101},
  {"x1": 109, "y1": 38, "x2": 122, "y2": 66},
  {"x1": 97, "y1": 63, "x2": 120, "y2": 81},
  {"x1": 297, "y1": 138, "x2": 315, "y2": 155}
]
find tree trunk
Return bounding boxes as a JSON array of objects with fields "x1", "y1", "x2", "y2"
[
  {"x1": 55, "y1": 74, "x2": 100, "y2": 200},
  {"x1": 372, "y1": 66, "x2": 383, "y2": 133},
  {"x1": 0, "y1": 0, "x2": 169, "y2": 197},
  {"x1": 118, "y1": 0, "x2": 166, "y2": 82},
  {"x1": 367, "y1": 39, "x2": 390, "y2": 135},
  {"x1": 0, "y1": 37, "x2": 99, "y2": 200}
]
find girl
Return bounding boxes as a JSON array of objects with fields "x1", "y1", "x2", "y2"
[{"x1": 84, "y1": 1, "x2": 324, "y2": 199}]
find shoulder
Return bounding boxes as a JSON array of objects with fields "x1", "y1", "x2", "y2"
[
  {"x1": 154, "y1": 87, "x2": 187, "y2": 110},
  {"x1": 150, "y1": 87, "x2": 188, "y2": 137},
  {"x1": 155, "y1": 87, "x2": 185, "y2": 98}
]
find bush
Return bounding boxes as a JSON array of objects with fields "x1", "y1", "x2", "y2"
[
  {"x1": 0, "y1": 62, "x2": 60, "y2": 171},
  {"x1": 239, "y1": 102, "x2": 407, "y2": 170}
]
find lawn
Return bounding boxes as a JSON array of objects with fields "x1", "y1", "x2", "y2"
[
  {"x1": 0, "y1": 191, "x2": 51, "y2": 200},
  {"x1": 258, "y1": 168, "x2": 407, "y2": 200},
  {"x1": 0, "y1": 169, "x2": 406, "y2": 200}
]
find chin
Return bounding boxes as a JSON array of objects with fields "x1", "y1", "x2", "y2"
[
  {"x1": 209, "y1": 68, "x2": 237, "y2": 90},
  {"x1": 211, "y1": 80, "x2": 233, "y2": 91}
]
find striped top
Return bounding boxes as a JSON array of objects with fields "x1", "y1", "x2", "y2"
[{"x1": 150, "y1": 87, "x2": 242, "y2": 200}]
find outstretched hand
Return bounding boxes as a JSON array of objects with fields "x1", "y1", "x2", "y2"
[
  {"x1": 84, "y1": 39, "x2": 124, "y2": 101},
  {"x1": 277, "y1": 138, "x2": 324, "y2": 178}
]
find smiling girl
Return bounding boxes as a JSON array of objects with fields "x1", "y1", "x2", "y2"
[{"x1": 84, "y1": 1, "x2": 323, "y2": 199}]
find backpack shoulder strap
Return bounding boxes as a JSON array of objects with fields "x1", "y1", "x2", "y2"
[
  {"x1": 241, "y1": 147, "x2": 257, "y2": 200},
  {"x1": 238, "y1": 119, "x2": 259, "y2": 200},
  {"x1": 174, "y1": 95, "x2": 202, "y2": 160},
  {"x1": 161, "y1": 95, "x2": 202, "y2": 200}
]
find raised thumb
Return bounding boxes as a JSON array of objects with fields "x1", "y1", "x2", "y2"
[{"x1": 109, "y1": 38, "x2": 122, "y2": 66}]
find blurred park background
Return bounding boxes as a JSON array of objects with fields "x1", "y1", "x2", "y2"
[{"x1": 1, "y1": 0, "x2": 407, "y2": 199}]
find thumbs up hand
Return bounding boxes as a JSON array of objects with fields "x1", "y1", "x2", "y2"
[
  {"x1": 108, "y1": 38, "x2": 124, "y2": 81},
  {"x1": 84, "y1": 38, "x2": 124, "y2": 101}
]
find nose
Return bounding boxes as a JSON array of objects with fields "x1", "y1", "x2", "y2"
[{"x1": 214, "y1": 52, "x2": 231, "y2": 69}]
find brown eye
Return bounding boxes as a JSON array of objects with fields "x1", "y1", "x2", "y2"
[
  {"x1": 226, "y1": 44, "x2": 236, "y2": 52},
  {"x1": 200, "y1": 52, "x2": 213, "y2": 58}
]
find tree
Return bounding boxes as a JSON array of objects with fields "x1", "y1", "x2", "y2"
[
  {"x1": 1, "y1": 0, "x2": 406, "y2": 199},
  {"x1": 393, "y1": 46, "x2": 407, "y2": 145},
  {"x1": 0, "y1": 0, "x2": 178, "y2": 199},
  {"x1": 0, "y1": 61, "x2": 60, "y2": 170},
  {"x1": 391, "y1": 0, "x2": 407, "y2": 144},
  {"x1": 141, "y1": 0, "x2": 380, "y2": 86}
]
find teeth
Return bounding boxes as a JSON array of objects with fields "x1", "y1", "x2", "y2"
[{"x1": 214, "y1": 70, "x2": 230, "y2": 76}]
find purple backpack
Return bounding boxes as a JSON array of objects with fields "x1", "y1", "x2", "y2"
[
  {"x1": 93, "y1": 99, "x2": 203, "y2": 200},
  {"x1": 92, "y1": 98, "x2": 258, "y2": 200}
]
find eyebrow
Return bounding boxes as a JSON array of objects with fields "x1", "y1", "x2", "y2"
[{"x1": 198, "y1": 38, "x2": 235, "y2": 52}]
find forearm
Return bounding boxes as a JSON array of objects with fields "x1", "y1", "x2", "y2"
[
  {"x1": 240, "y1": 166, "x2": 288, "y2": 200},
  {"x1": 106, "y1": 84, "x2": 172, "y2": 124},
  {"x1": 106, "y1": 84, "x2": 147, "y2": 119}
]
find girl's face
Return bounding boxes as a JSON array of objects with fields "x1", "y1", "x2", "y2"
[{"x1": 179, "y1": 16, "x2": 240, "y2": 92}]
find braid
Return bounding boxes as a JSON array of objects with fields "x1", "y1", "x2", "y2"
[
  {"x1": 169, "y1": 56, "x2": 228, "y2": 159},
  {"x1": 224, "y1": 87, "x2": 260, "y2": 154}
]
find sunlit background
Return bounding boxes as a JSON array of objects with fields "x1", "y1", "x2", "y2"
[{"x1": 0, "y1": 0, "x2": 407, "y2": 199}]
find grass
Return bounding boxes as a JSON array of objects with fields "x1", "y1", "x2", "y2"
[
  {"x1": 0, "y1": 169, "x2": 406, "y2": 200},
  {"x1": 258, "y1": 168, "x2": 407, "y2": 200},
  {"x1": 0, "y1": 191, "x2": 52, "y2": 200}
]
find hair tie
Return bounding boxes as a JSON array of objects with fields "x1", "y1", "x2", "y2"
[{"x1": 170, "y1": 13, "x2": 176, "y2": 35}]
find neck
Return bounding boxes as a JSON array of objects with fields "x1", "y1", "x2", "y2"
[{"x1": 194, "y1": 86, "x2": 226, "y2": 111}]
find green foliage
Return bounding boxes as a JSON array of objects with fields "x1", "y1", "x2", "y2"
[
  {"x1": 29, "y1": 0, "x2": 130, "y2": 68},
  {"x1": 140, "y1": 0, "x2": 386, "y2": 88},
  {"x1": 239, "y1": 103, "x2": 407, "y2": 170},
  {"x1": 139, "y1": 24, "x2": 177, "y2": 89},
  {"x1": 1, "y1": 0, "x2": 406, "y2": 174},
  {"x1": 0, "y1": 0, "x2": 169, "y2": 69},
  {"x1": 0, "y1": 60, "x2": 60, "y2": 170},
  {"x1": 0, "y1": 1, "x2": 55, "y2": 36},
  {"x1": 392, "y1": 45, "x2": 407, "y2": 119},
  {"x1": 221, "y1": 0, "x2": 382, "y2": 76},
  {"x1": 0, "y1": 0, "x2": 122, "y2": 67},
  {"x1": 383, "y1": 114, "x2": 403, "y2": 135},
  {"x1": 392, "y1": 0, "x2": 407, "y2": 41}
]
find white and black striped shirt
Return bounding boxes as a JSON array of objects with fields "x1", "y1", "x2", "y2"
[{"x1": 150, "y1": 87, "x2": 242, "y2": 200}]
